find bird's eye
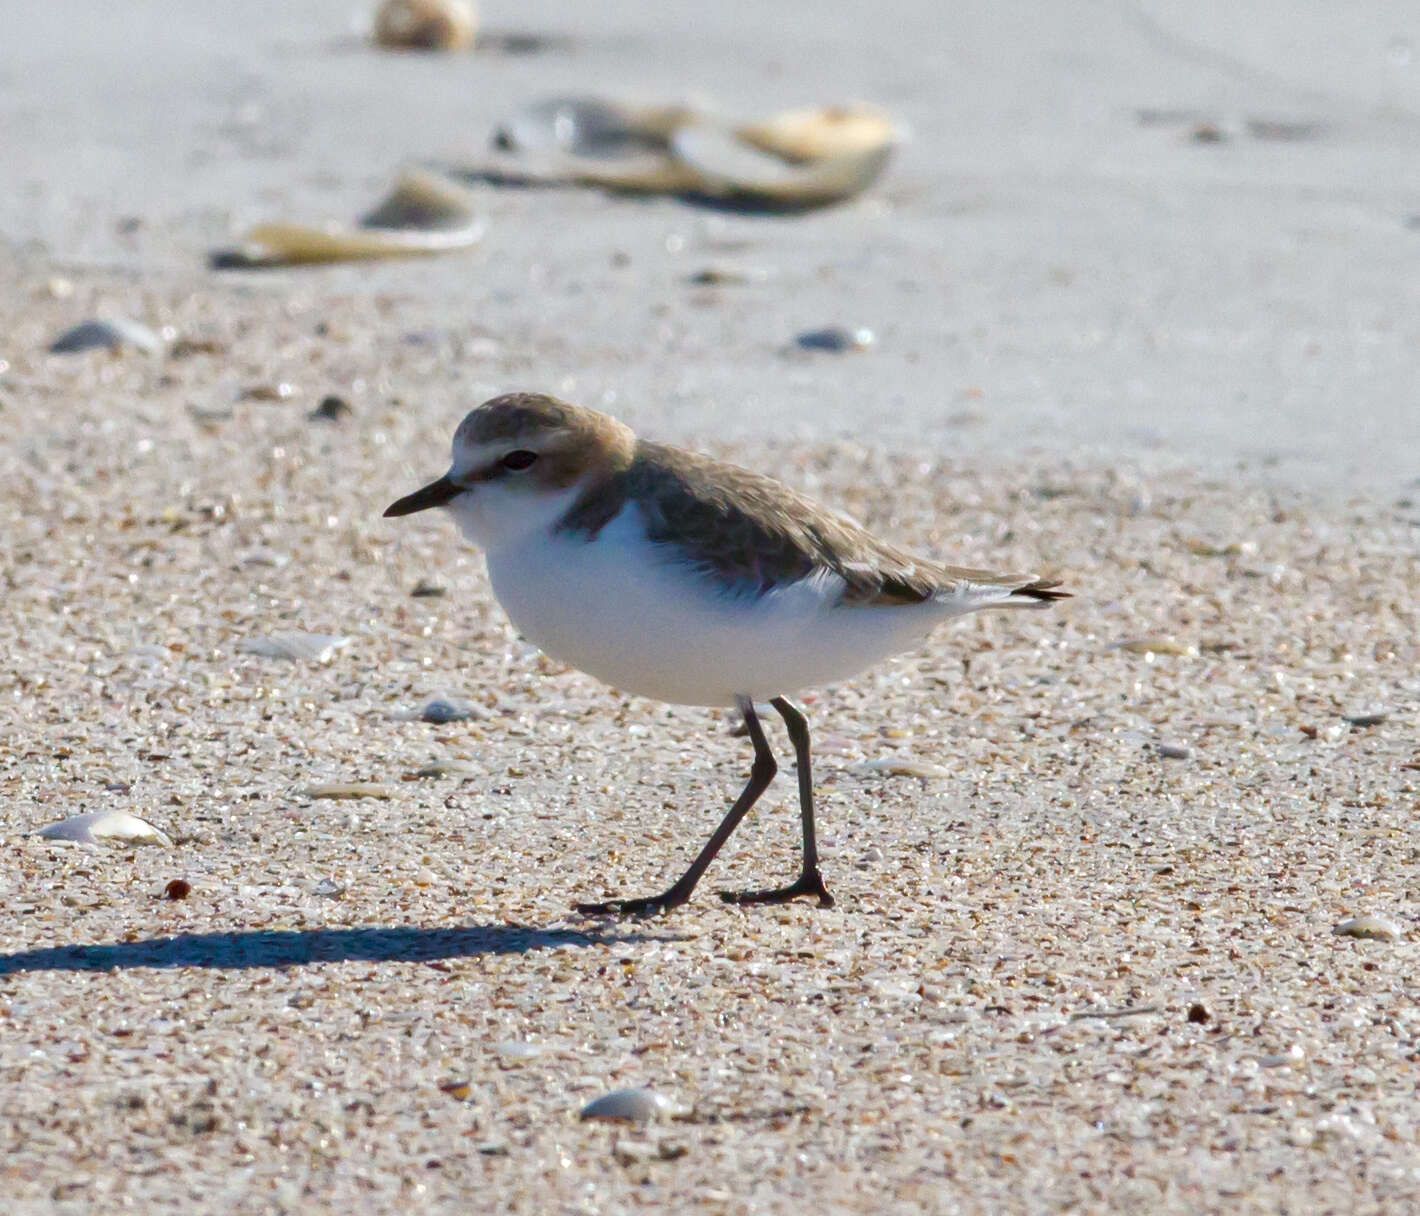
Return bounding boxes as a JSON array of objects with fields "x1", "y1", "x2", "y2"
[{"x1": 500, "y1": 450, "x2": 538, "y2": 471}]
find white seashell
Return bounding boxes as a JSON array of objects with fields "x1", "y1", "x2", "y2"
[
  {"x1": 37, "y1": 810, "x2": 172, "y2": 847},
  {"x1": 49, "y1": 318, "x2": 161, "y2": 355},
  {"x1": 1332, "y1": 914, "x2": 1402, "y2": 941},
  {"x1": 237, "y1": 632, "x2": 351, "y2": 662},
  {"x1": 579, "y1": 1086, "x2": 681, "y2": 1123}
]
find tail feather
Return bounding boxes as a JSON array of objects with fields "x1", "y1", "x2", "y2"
[{"x1": 1012, "y1": 577, "x2": 1070, "y2": 603}]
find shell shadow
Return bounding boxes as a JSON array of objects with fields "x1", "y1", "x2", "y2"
[{"x1": 0, "y1": 922, "x2": 669, "y2": 975}]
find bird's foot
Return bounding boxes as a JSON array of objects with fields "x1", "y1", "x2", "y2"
[
  {"x1": 719, "y1": 867, "x2": 835, "y2": 908},
  {"x1": 574, "y1": 888, "x2": 690, "y2": 918}
]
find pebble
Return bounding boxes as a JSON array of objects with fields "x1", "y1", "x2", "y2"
[
  {"x1": 48, "y1": 318, "x2": 161, "y2": 355},
  {"x1": 411, "y1": 579, "x2": 446, "y2": 598},
  {"x1": 1332, "y1": 915, "x2": 1403, "y2": 942},
  {"x1": 37, "y1": 810, "x2": 173, "y2": 847},
  {"x1": 579, "y1": 1087, "x2": 680, "y2": 1123},
  {"x1": 795, "y1": 326, "x2": 876, "y2": 353},
  {"x1": 308, "y1": 395, "x2": 352, "y2": 422},
  {"x1": 163, "y1": 878, "x2": 192, "y2": 900},
  {"x1": 411, "y1": 760, "x2": 476, "y2": 779},
  {"x1": 237, "y1": 632, "x2": 351, "y2": 662},
  {"x1": 1343, "y1": 711, "x2": 1390, "y2": 728},
  {"x1": 312, "y1": 879, "x2": 346, "y2": 897},
  {"x1": 1153, "y1": 742, "x2": 1193, "y2": 760},
  {"x1": 421, "y1": 697, "x2": 477, "y2": 724}
]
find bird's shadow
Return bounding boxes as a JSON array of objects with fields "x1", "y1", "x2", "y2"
[{"x1": 0, "y1": 921, "x2": 669, "y2": 977}]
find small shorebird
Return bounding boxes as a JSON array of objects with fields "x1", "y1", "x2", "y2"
[{"x1": 385, "y1": 393, "x2": 1067, "y2": 914}]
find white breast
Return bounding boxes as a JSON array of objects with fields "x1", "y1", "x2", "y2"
[{"x1": 482, "y1": 504, "x2": 960, "y2": 707}]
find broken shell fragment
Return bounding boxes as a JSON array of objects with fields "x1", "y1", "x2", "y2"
[
  {"x1": 212, "y1": 171, "x2": 484, "y2": 268},
  {"x1": 579, "y1": 1087, "x2": 680, "y2": 1124},
  {"x1": 38, "y1": 810, "x2": 173, "y2": 847},
  {"x1": 1332, "y1": 915, "x2": 1402, "y2": 942},
  {"x1": 237, "y1": 632, "x2": 351, "y2": 662},
  {"x1": 49, "y1": 318, "x2": 162, "y2": 355},
  {"x1": 304, "y1": 783, "x2": 394, "y2": 801},
  {"x1": 373, "y1": 0, "x2": 476, "y2": 52},
  {"x1": 851, "y1": 758, "x2": 951, "y2": 779}
]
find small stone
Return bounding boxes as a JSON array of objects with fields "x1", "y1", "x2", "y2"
[
  {"x1": 312, "y1": 879, "x2": 345, "y2": 897},
  {"x1": 1186, "y1": 1002, "x2": 1210, "y2": 1024},
  {"x1": 438, "y1": 1079, "x2": 474, "y2": 1101},
  {"x1": 309, "y1": 395, "x2": 352, "y2": 422},
  {"x1": 579, "y1": 1087, "x2": 680, "y2": 1124},
  {"x1": 795, "y1": 326, "x2": 876, "y2": 353},
  {"x1": 37, "y1": 810, "x2": 173, "y2": 847},
  {"x1": 49, "y1": 318, "x2": 161, "y2": 355},
  {"x1": 411, "y1": 579, "x2": 446, "y2": 598},
  {"x1": 421, "y1": 697, "x2": 476, "y2": 724},
  {"x1": 1332, "y1": 915, "x2": 1402, "y2": 942},
  {"x1": 163, "y1": 878, "x2": 191, "y2": 900},
  {"x1": 1153, "y1": 742, "x2": 1192, "y2": 760},
  {"x1": 1343, "y1": 711, "x2": 1389, "y2": 728}
]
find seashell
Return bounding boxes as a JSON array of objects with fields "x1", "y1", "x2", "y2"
[
  {"x1": 313, "y1": 879, "x2": 346, "y2": 897},
  {"x1": 373, "y1": 0, "x2": 476, "y2": 52},
  {"x1": 1332, "y1": 914, "x2": 1402, "y2": 942},
  {"x1": 303, "y1": 783, "x2": 394, "y2": 801},
  {"x1": 852, "y1": 757, "x2": 951, "y2": 779},
  {"x1": 411, "y1": 578, "x2": 446, "y2": 597},
  {"x1": 669, "y1": 112, "x2": 893, "y2": 210},
  {"x1": 492, "y1": 96, "x2": 690, "y2": 160},
  {"x1": 49, "y1": 318, "x2": 161, "y2": 355},
  {"x1": 1113, "y1": 637, "x2": 1193, "y2": 656},
  {"x1": 579, "y1": 1086, "x2": 681, "y2": 1123},
  {"x1": 237, "y1": 632, "x2": 351, "y2": 662},
  {"x1": 422, "y1": 697, "x2": 476, "y2": 724},
  {"x1": 211, "y1": 171, "x2": 485, "y2": 268},
  {"x1": 479, "y1": 97, "x2": 896, "y2": 212},
  {"x1": 37, "y1": 810, "x2": 172, "y2": 847}
]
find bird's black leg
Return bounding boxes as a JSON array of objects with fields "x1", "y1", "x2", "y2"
[
  {"x1": 719, "y1": 696, "x2": 835, "y2": 908},
  {"x1": 575, "y1": 695, "x2": 778, "y2": 916}
]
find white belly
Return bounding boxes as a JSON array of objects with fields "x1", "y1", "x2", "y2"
[{"x1": 482, "y1": 507, "x2": 953, "y2": 707}]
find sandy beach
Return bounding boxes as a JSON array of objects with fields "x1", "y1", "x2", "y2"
[{"x1": 2, "y1": 2, "x2": 1418, "y2": 1211}]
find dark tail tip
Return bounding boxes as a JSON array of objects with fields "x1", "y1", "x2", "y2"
[{"x1": 1018, "y1": 578, "x2": 1071, "y2": 602}]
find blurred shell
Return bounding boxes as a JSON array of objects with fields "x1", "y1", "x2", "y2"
[
  {"x1": 49, "y1": 318, "x2": 161, "y2": 355},
  {"x1": 38, "y1": 810, "x2": 172, "y2": 847},
  {"x1": 304, "y1": 783, "x2": 394, "y2": 801},
  {"x1": 237, "y1": 632, "x2": 351, "y2": 662},
  {"x1": 579, "y1": 1086, "x2": 680, "y2": 1123},
  {"x1": 1333, "y1": 915, "x2": 1402, "y2": 941},
  {"x1": 373, "y1": 0, "x2": 476, "y2": 51},
  {"x1": 479, "y1": 97, "x2": 897, "y2": 210},
  {"x1": 212, "y1": 171, "x2": 484, "y2": 268}
]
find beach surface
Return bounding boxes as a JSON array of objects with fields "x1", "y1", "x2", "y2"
[{"x1": 2, "y1": 2, "x2": 1418, "y2": 1211}]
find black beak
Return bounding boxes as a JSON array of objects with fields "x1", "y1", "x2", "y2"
[{"x1": 383, "y1": 475, "x2": 463, "y2": 518}]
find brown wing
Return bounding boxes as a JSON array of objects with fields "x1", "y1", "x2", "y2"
[{"x1": 558, "y1": 441, "x2": 1050, "y2": 606}]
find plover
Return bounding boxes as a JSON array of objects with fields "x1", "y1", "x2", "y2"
[{"x1": 385, "y1": 393, "x2": 1067, "y2": 914}]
